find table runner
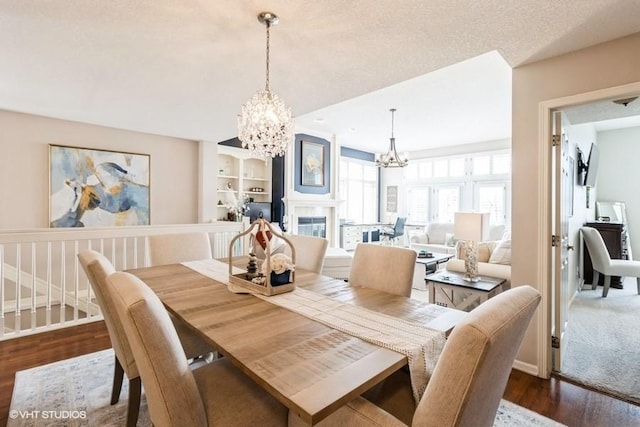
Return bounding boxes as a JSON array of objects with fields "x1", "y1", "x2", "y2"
[{"x1": 181, "y1": 259, "x2": 446, "y2": 403}]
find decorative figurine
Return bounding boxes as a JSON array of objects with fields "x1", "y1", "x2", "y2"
[{"x1": 246, "y1": 250, "x2": 258, "y2": 280}]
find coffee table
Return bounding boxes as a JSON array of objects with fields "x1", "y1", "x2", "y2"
[
  {"x1": 425, "y1": 270, "x2": 506, "y2": 311},
  {"x1": 412, "y1": 252, "x2": 454, "y2": 291},
  {"x1": 416, "y1": 252, "x2": 455, "y2": 274}
]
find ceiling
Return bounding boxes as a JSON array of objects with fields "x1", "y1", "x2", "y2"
[{"x1": 2, "y1": 1, "x2": 640, "y2": 154}]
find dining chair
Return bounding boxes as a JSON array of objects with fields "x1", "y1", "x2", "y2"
[
  {"x1": 107, "y1": 271, "x2": 288, "y2": 427},
  {"x1": 381, "y1": 217, "x2": 407, "y2": 245},
  {"x1": 147, "y1": 232, "x2": 213, "y2": 265},
  {"x1": 289, "y1": 285, "x2": 541, "y2": 427},
  {"x1": 78, "y1": 250, "x2": 214, "y2": 427},
  {"x1": 581, "y1": 226, "x2": 640, "y2": 297},
  {"x1": 348, "y1": 243, "x2": 417, "y2": 297},
  {"x1": 284, "y1": 234, "x2": 329, "y2": 274}
]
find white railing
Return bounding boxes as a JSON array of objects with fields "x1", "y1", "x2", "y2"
[{"x1": 0, "y1": 221, "x2": 247, "y2": 340}]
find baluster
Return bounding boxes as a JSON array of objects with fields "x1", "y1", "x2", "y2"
[
  {"x1": 30, "y1": 242, "x2": 36, "y2": 330},
  {"x1": 111, "y1": 238, "x2": 116, "y2": 269},
  {"x1": 60, "y1": 241, "x2": 66, "y2": 324},
  {"x1": 122, "y1": 237, "x2": 128, "y2": 270},
  {"x1": 15, "y1": 244, "x2": 21, "y2": 333},
  {"x1": 46, "y1": 242, "x2": 52, "y2": 327},
  {"x1": 0, "y1": 244, "x2": 5, "y2": 337},
  {"x1": 73, "y1": 240, "x2": 79, "y2": 322}
]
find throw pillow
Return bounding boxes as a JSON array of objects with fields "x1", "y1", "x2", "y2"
[
  {"x1": 456, "y1": 241, "x2": 495, "y2": 262},
  {"x1": 489, "y1": 239, "x2": 512, "y2": 265}
]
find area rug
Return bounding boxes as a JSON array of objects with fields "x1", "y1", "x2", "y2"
[
  {"x1": 561, "y1": 280, "x2": 640, "y2": 405},
  {"x1": 9, "y1": 349, "x2": 564, "y2": 426}
]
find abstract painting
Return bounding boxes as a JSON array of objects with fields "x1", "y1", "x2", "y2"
[{"x1": 49, "y1": 145, "x2": 150, "y2": 227}]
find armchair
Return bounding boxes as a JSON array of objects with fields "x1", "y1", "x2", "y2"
[{"x1": 581, "y1": 226, "x2": 640, "y2": 297}]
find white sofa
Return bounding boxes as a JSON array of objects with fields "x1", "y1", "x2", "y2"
[
  {"x1": 409, "y1": 223, "x2": 457, "y2": 254},
  {"x1": 410, "y1": 223, "x2": 506, "y2": 256}
]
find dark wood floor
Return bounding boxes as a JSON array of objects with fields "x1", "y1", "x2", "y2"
[{"x1": 1, "y1": 321, "x2": 639, "y2": 426}]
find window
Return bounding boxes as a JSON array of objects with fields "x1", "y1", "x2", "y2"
[
  {"x1": 476, "y1": 182, "x2": 507, "y2": 225},
  {"x1": 403, "y1": 150, "x2": 511, "y2": 227},
  {"x1": 407, "y1": 187, "x2": 430, "y2": 224},
  {"x1": 434, "y1": 185, "x2": 461, "y2": 223},
  {"x1": 340, "y1": 157, "x2": 378, "y2": 223}
]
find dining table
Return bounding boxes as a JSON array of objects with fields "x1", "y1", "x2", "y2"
[{"x1": 128, "y1": 258, "x2": 467, "y2": 425}]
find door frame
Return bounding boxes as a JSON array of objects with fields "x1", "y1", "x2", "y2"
[{"x1": 538, "y1": 81, "x2": 640, "y2": 377}]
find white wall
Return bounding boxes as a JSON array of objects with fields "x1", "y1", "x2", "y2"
[
  {"x1": 0, "y1": 109, "x2": 200, "y2": 228},
  {"x1": 596, "y1": 125, "x2": 640, "y2": 258},
  {"x1": 512, "y1": 31, "x2": 640, "y2": 373}
]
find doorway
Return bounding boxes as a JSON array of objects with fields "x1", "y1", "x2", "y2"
[{"x1": 544, "y1": 82, "x2": 640, "y2": 402}]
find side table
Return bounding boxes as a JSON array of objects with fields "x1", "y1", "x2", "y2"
[{"x1": 425, "y1": 270, "x2": 506, "y2": 312}]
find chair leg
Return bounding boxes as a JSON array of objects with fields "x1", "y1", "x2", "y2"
[
  {"x1": 636, "y1": 277, "x2": 640, "y2": 295},
  {"x1": 111, "y1": 355, "x2": 124, "y2": 405},
  {"x1": 592, "y1": 271, "x2": 600, "y2": 290},
  {"x1": 602, "y1": 275, "x2": 611, "y2": 297},
  {"x1": 127, "y1": 377, "x2": 142, "y2": 427}
]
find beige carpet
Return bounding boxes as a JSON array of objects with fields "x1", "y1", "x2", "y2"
[
  {"x1": 561, "y1": 277, "x2": 640, "y2": 404},
  {"x1": 8, "y1": 349, "x2": 565, "y2": 426}
]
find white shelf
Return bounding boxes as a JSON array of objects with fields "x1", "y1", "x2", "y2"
[{"x1": 216, "y1": 145, "x2": 272, "y2": 204}]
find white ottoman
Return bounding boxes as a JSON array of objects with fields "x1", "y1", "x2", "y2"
[{"x1": 322, "y1": 247, "x2": 353, "y2": 280}]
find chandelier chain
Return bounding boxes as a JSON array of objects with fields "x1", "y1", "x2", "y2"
[{"x1": 265, "y1": 21, "x2": 270, "y2": 91}]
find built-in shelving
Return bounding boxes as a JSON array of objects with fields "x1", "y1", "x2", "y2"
[{"x1": 216, "y1": 146, "x2": 272, "y2": 220}]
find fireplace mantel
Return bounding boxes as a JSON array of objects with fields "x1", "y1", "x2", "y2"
[{"x1": 282, "y1": 196, "x2": 343, "y2": 246}]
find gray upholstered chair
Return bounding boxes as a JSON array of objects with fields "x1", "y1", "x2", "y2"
[
  {"x1": 381, "y1": 217, "x2": 407, "y2": 245},
  {"x1": 147, "y1": 232, "x2": 213, "y2": 265},
  {"x1": 107, "y1": 271, "x2": 288, "y2": 427},
  {"x1": 78, "y1": 250, "x2": 213, "y2": 427},
  {"x1": 284, "y1": 234, "x2": 329, "y2": 274},
  {"x1": 581, "y1": 226, "x2": 640, "y2": 297},
  {"x1": 348, "y1": 244, "x2": 417, "y2": 297},
  {"x1": 290, "y1": 285, "x2": 541, "y2": 427}
]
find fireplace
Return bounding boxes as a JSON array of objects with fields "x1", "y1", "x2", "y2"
[{"x1": 297, "y1": 216, "x2": 327, "y2": 238}]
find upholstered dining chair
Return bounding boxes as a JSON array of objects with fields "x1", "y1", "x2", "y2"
[
  {"x1": 108, "y1": 271, "x2": 288, "y2": 427},
  {"x1": 289, "y1": 285, "x2": 541, "y2": 427},
  {"x1": 284, "y1": 234, "x2": 329, "y2": 274},
  {"x1": 348, "y1": 243, "x2": 417, "y2": 297},
  {"x1": 78, "y1": 250, "x2": 214, "y2": 427},
  {"x1": 147, "y1": 232, "x2": 213, "y2": 265},
  {"x1": 581, "y1": 226, "x2": 640, "y2": 297}
]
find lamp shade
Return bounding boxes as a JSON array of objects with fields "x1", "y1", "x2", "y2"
[{"x1": 454, "y1": 212, "x2": 490, "y2": 242}]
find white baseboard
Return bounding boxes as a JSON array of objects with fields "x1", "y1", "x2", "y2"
[{"x1": 512, "y1": 359, "x2": 540, "y2": 377}]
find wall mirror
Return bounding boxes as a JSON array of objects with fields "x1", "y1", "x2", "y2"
[{"x1": 596, "y1": 201, "x2": 627, "y2": 223}]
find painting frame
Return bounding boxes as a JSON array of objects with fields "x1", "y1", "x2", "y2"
[
  {"x1": 49, "y1": 144, "x2": 150, "y2": 228},
  {"x1": 294, "y1": 134, "x2": 330, "y2": 194}
]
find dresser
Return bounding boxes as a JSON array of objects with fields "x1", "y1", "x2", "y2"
[{"x1": 582, "y1": 222, "x2": 628, "y2": 287}]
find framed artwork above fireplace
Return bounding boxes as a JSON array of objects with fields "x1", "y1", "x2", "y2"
[{"x1": 294, "y1": 133, "x2": 330, "y2": 194}]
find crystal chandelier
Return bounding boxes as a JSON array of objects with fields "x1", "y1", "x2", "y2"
[
  {"x1": 238, "y1": 12, "x2": 294, "y2": 158},
  {"x1": 376, "y1": 108, "x2": 408, "y2": 168}
]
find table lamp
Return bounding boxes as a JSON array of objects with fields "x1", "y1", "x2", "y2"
[{"x1": 454, "y1": 212, "x2": 490, "y2": 282}]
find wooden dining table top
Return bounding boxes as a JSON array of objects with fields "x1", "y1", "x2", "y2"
[{"x1": 128, "y1": 260, "x2": 466, "y2": 425}]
